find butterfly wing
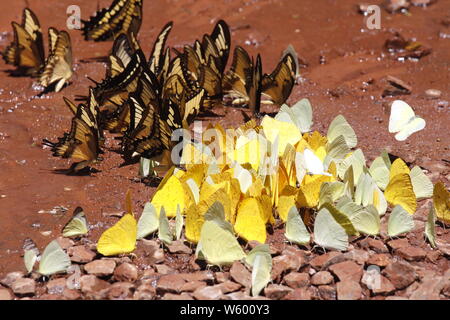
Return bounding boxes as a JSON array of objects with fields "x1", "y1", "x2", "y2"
[{"x1": 389, "y1": 100, "x2": 416, "y2": 133}]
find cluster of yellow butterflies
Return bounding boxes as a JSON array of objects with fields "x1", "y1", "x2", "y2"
[
  {"x1": 95, "y1": 98, "x2": 449, "y2": 256},
  {"x1": 22, "y1": 98, "x2": 449, "y2": 296},
  {"x1": 2, "y1": 8, "x2": 73, "y2": 92}
]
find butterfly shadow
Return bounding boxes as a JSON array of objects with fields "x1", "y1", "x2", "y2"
[
  {"x1": 78, "y1": 56, "x2": 109, "y2": 64},
  {"x1": 36, "y1": 81, "x2": 71, "y2": 98},
  {"x1": 3, "y1": 68, "x2": 36, "y2": 78},
  {"x1": 49, "y1": 163, "x2": 101, "y2": 176}
]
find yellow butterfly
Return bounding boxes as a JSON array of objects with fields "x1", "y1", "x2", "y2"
[
  {"x1": 97, "y1": 190, "x2": 137, "y2": 256},
  {"x1": 433, "y1": 182, "x2": 450, "y2": 225}
]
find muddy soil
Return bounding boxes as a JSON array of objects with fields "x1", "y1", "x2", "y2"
[{"x1": 0, "y1": 0, "x2": 449, "y2": 278}]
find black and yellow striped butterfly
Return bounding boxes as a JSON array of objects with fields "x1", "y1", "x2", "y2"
[
  {"x1": 38, "y1": 28, "x2": 73, "y2": 92},
  {"x1": 223, "y1": 46, "x2": 262, "y2": 114},
  {"x1": 261, "y1": 52, "x2": 295, "y2": 105},
  {"x1": 194, "y1": 20, "x2": 231, "y2": 76},
  {"x1": 223, "y1": 46, "x2": 295, "y2": 115},
  {"x1": 162, "y1": 73, "x2": 206, "y2": 128},
  {"x1": 148, "y1": 22, "x2": 173, "y2": 84},
  {"x1": 2, "y1": 8, "x2": 45, "y2": 76},
  {"x1": 93, "y1": 50, "x2": 151, "y2": 133},
  {"x1": 106, "y1": 32, "x2": 141, "y2": 77},
  {"x1": 121, "y1": 75, "x2": 175, "y2": 163},
  {"x1": 43, "y1": 90, "x2": 103, "y2": 173},
  {"x1": 82, "y1": 0, "x2": 143, "y2": 42}
]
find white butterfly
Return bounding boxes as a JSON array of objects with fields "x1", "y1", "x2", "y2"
[{"x1": 388, "y1": 100, "x2": 426, "y2": 141}]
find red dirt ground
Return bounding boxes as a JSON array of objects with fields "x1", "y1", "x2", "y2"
[{"x1": 0, "y1": 0, "x2": 449, "y2": 277}]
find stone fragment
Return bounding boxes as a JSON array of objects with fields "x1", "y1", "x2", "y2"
[
  {"x1": 382, "y1": 261, "x2": 417, "y2": 289},
  {"x1": 113, "y1": 263, "x2": 138, "y2": 282},
  {"x1": 230, "y1": 261, "x2": 251, "y2": 288},
  {"x1": 84, "y1": 259, "x2": 116, "y2": 277},
  {"x1": 310, "y1": 271, "x2": 334, "y2": 285},
  {"x1": 336, "y1": 281, "x2": 362, "y2": 300},
  {"x1": 283, "y1": 272, "x2": 310, "y2": 288},
  {"x1": 329, "y1": 261, "x2": 363, "y2": 282},
  {"x1": 11, "y1": 278, "x2": 35, "y2": 296},
  {"x1": 264, "y1": 284, "x2": 294, "y2": 300}
]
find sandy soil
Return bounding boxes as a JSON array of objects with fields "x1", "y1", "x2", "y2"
[{"x1": 0, "y1": 0, "x2": 449, "y2": 277}]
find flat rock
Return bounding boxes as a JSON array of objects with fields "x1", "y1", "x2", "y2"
[
  {"x1": 11, "y1": 278, "x2": 35, "y2": 296},
  {"x1": 318, "y1": 285, "x2": 336, "y2": 300},
  {"x1": 157, "y1": 274, "x2": 187, "y2": 294},
  {"x1": 230, "y1": 261, "x2": 251, "y2": 288},
  {"x1": 387, "y1": 238, "x2": 409, "y2": 250},
  {"x1": 107, "y1": 282, "x2": 134, "y2": 300},
  {"x1": 344, "y1": 249, "x2": 370, "y2": 265},
  {"x1": 283, "y1": 272, "x2": 310, "y2": 289},
  {"x1": 139, "y1": 239, "x2": 165, "y2": 264},
  {"x1": 216, "y1": 281, "x2": 242, "y2": 294},
  {"x1": 396, "y1": 246, "x2": 427, "y2": 261},
  {"x1": 264, "y1": 284, "x2": 294, "y2": 300},
  {"x1": 154, "y1": 264, "x2": 174, "y2": 275},
  {"x1": 284, "y1": 287, "x2": 312, "y2": 300},
  {"x1": 1, "y1": 272, "x2": 25, "y2": 288},
  {"x1": 336, "y1": 281, "x2": 362, "y2": 300},
  {"x1": 84, "y1": 259, "x2": 116, "y2": 277},
  {"x1": 133, "y1": 283, "x2": 156, "y2": 300},
  {"x1": 162, "y1": 292, "x2": 194, "y2": 300},
  {"x1": 0, "y1": 288, "x2": 13, "y2": 300},
  {"x1": 271, "y1": 249, "x2": 307, "y2": 280},
  {"x1": 215, "y1": 272, "x2": 230, "y2": 283},
  {"x1": 68, "y1": 245, "x2": 96, "y2": 263},
  {"x1": 113, "y1": 263, "x2": 138, "y2": 282},
  {"x1": 180, "y1": 271, "x2": 215, "y2": 282},
  {"x1": 362, "y1": 272, "x2": 395, "y2": 295},
  {"x1": 63, "y1": 288, "x2": 81, "y2": 300},
  {"x1": 382, "y1": 261, "x2": 417, "y2": 289},
  {"x1": 309, "y1": 252, "x2": 341, "y2": 270},
  {"x1": 310, "y1": 271, "x2": 334, "y2": 285},
  {"x1": 409, "y1": 274, "x2": 446, "y2": 300},
  {"x1": 224, "y1": 291, "x2": 253, "y2": 300},
  {"x1": 180, "y1": 281, "x2": 207, "y2": 292},
  {"x1": 329, "y1": 261, "x2": 363, "y2": 282},
  {"x1": 46, "y1": 278, "x2": 66, "y2": 295},
  {"x1": 193, "y1": 285, "x2": 223, "y2": 300},
  {"x1": 365, "y1": 238, "x2": 389, "y2": 253},
  {"x1": 80, "y1": 275, "x2": 111, "y2": 295},
  {"x1": 167, "y1": 241, "x2": 193, "y2": 254},
  {"x1": 367, "y1": 253, "x2": 392, "y2": 267}
]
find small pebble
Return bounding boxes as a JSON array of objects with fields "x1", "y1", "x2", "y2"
[{"x1": 425, "y1": 89, "x2": 441, "y2": 99}]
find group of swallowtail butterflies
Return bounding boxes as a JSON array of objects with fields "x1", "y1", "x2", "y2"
[
  {"x1": 1, "y1": 8, "x2": 73, "y2": 92},
  {"x1": 2, "y1": 1, "x2": 298, "y2": 174}
]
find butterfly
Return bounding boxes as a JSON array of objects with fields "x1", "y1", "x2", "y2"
[
  {"x1": 148, "y1": 22, "x2": 173, "y2": 84},
  {"x1": 82, "y1": 0, "x2": 143, "y2": 42},
  {"x1": 224, "y1": 46, "x2": 295, "y2": 115},
  {"x1": 388, "y1": 100, "x2": 426, "y2": 141},
  {"x1": 42, "y1": 91, "x2": 103, "y2": 173},
  {"x1": 2, "y1": 8, "x2": 45, "y2": 76},
  {"x1": 62, "y1": 207, "x2": 89, "y2": 238},
  {"x1": 97, "y1": 190, "x2": 137, "y2": 256},
  {"x1": 195, "y1": 201, "x2": 246, "y2": 266},
  {"x1": 106, "y1": 32, "x2": 141, "y2": 77},
  {"x1": 261, "y1": 52, "x2": 296, "y2": 106},
  {"x1": 121, "y1": 73, "x2": 167, "y2": 160},
  {"x1": 38, "y1": 28, "x2": 73, "y2": 92},
  {"x1": 223, "y1": 46, "x2": 262, "y2": 114},
  {"x1": 195, "y1": 20, "x2": 231, "y2": 76}
]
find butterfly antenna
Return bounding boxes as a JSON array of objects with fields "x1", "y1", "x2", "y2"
[{"x1": 86, "y1": 76, "x2": 99, "y2": 85}]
